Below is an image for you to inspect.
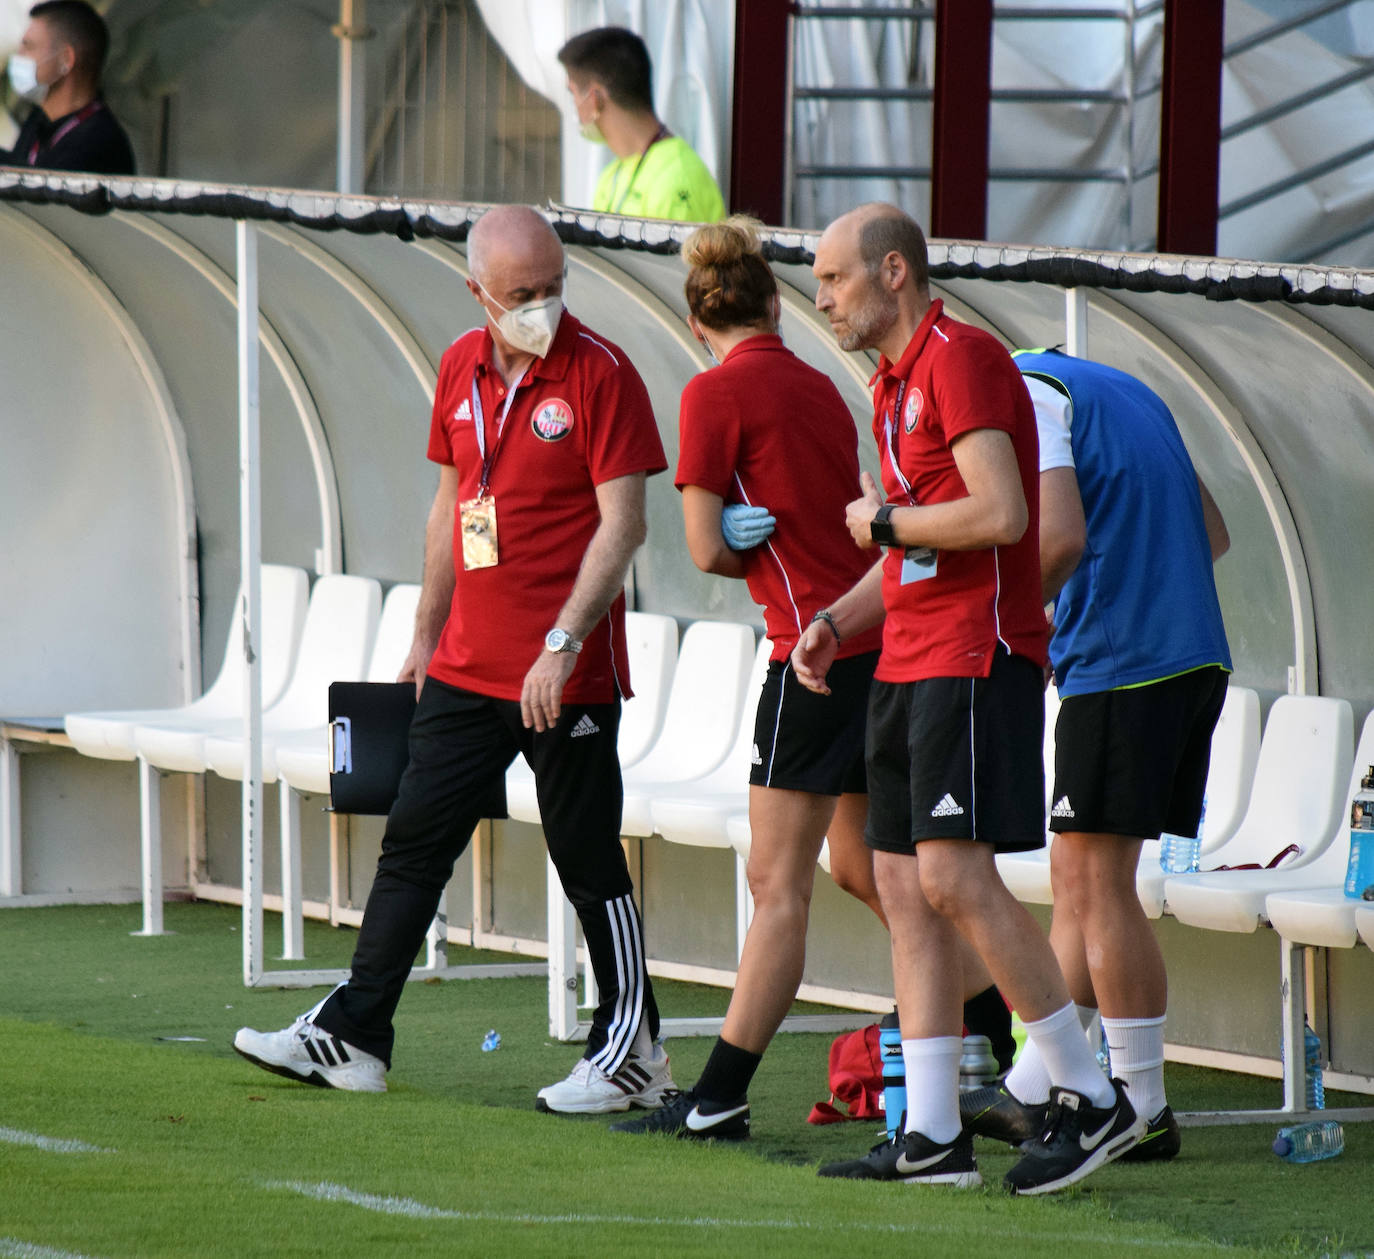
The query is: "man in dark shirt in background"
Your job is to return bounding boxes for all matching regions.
[2,1,134,175]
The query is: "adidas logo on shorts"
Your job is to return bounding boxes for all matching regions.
[1051,796,1075,819]
[751,743,763,766]
[570,714,600,738]
[930,793,965,818]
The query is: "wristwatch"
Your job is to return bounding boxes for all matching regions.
[869,504,898,547]
[544,628,583,655]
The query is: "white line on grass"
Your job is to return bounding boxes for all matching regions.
[266,1180,1236,1250]
[0,1128,113,1155]
[0,1239,103,1259]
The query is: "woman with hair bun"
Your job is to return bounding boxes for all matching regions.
[614,217,1012,1141]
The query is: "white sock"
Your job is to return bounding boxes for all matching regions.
[1023,1003,1114,1108]
[630,1017,653,1059]
[1102,1014,1167,1120]
[1004,1003,1097,1104]
[901,1036,963,1143]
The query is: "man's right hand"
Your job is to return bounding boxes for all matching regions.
[791,620,838,696]
[398,637,438,699]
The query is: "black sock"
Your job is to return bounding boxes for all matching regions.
[963,985,1016,1070]
[694,1037,762,1104]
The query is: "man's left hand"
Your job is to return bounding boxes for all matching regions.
[845,471,886,548]
[521,649,579,732]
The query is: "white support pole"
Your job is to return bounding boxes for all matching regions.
[237,220,265,988]
[1065,286,1089,358]
[1279,938,1309,1117]
[133,756,164,935]
[547,855,579,1040]
[278,779,304,959]
[335,0,368,194]
[1,736,21,898]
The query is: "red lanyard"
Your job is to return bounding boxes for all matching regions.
[28,99,103,165]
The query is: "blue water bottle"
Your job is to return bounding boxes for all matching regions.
[1344,767,1374,899]
[1160,796,1206,873]
[879,1011,904,1141]
[1273,1120,1344,1163]
[1304,1022,1324,1110]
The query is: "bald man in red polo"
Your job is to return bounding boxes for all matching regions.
[234,205,673,1115]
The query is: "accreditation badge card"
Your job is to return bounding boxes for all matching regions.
[460,495,499,569]
[900,544,937,585]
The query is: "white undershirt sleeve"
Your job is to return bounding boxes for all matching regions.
[1023,374,1075,473]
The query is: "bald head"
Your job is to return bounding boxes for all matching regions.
[813,203,931,360]
[467,205,564,290]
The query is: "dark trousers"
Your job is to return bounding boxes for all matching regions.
[314,676,659,1070]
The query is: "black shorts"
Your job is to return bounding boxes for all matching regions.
[749,650,877,795]
[865,647,1046,854]
[1050,665,1229,839]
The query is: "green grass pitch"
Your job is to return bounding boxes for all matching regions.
[1,902,1369,1258]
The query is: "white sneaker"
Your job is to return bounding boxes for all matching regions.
[233,1016,387,1093]
[536,1042,676,1114]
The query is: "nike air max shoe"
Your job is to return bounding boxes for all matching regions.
[1003,1078,1144,1195]
[535,1042,676,1114]
[233,1017,386,1093]
[817,1129,981,1187]
[608,1090,750,1139]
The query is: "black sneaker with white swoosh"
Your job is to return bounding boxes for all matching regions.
[608,1090,750,1140]
[1002,1078,1145,1195]
[817,1129,981,1187]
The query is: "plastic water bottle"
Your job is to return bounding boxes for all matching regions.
[1160,797,1206,873]
[1273,1119,1344,1163]
[959,1034,999,1091]
[481,1029,501,1052]
[1344,766,1374,900]
[1304,1022,1325,1110]
[879,1011,905,1141]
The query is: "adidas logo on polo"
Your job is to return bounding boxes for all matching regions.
[570,714,600,738]
[1051,796,1075,819]
[454,398,473,422]
[931,793,965,818]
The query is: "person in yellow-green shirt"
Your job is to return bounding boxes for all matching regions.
[559,26,725,223]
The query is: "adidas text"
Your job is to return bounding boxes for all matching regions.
[931,793,965,818]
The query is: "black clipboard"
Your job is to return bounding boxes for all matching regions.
[327,682,416,816]
[326,680,508,819]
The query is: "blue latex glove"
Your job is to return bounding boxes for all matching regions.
[721,503,777,551]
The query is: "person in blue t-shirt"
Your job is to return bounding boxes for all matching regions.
[960,349,1231,1164]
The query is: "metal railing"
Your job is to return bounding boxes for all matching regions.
[787,0,1374,256]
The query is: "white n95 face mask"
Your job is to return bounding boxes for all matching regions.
[8,55,46,103]
[479,284,563,359]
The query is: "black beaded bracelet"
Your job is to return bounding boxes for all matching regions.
[810,609,842,644]
[869,504,898,547]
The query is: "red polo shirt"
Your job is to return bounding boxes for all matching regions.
[426,311,667,702]
[675,335,883,661]
[870,300,1047,681]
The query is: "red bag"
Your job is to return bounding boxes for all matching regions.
[807,1024,886,1125]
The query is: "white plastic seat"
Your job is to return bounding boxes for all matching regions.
[267,583,420,959]
[1135,683,1263,916]
[198,575,382,783]
[1264,711,1374,948]
[273,583,422,796]
[1162,695,1353,932]
[507,617,750,829]
[63,564,310,760]
[1354,901,1374,950]
[504,611,678,822]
